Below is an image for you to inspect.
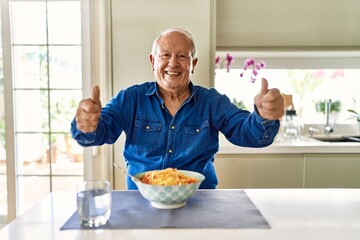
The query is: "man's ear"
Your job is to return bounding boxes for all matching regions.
[149,54,155,71]
[191,57,198,73]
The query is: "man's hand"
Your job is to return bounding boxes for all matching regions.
[75,85,102,132]
[254,78,284,120]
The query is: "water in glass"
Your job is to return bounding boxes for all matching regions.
[76,181,111,227]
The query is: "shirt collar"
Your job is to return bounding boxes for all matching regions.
[145,81,197,104]
[188,81,197,103]
[145,82,157,96]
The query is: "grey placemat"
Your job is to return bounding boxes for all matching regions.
[60,189,270,229]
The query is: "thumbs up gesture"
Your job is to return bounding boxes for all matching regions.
[254,78,284,120]
[75,85,102,132]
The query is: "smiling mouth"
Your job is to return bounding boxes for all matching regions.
[165,71,181,76]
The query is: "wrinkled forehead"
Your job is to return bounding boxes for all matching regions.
[152,30,196,57]
[157,32,193,54]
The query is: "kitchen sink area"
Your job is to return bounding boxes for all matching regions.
[218,123,360,154]
[306,123,360,142]
[310,134,360,142]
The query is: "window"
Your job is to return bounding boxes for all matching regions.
[1,0,85,218]
[215,51,360,125]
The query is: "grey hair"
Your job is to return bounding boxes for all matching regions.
[151,28,197,58]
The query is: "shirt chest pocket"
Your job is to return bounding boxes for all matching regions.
[183,120,210,154]
[184,120,209,134]
[132,119,162,152]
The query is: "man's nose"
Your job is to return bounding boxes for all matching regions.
[168,54,179,66]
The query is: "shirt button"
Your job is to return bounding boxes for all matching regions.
[264,135,268,138]
[168,149,173,153]
[196,129,200,133]
[146,126,150,130]
[171,125,175,130]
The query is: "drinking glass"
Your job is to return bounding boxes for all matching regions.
[76,180,111,227]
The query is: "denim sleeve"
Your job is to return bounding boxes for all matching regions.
[250,106,280,145]
[70,116,119,147]
[216,95,280,147]
[70,117,97,146]
[70,91,128,147]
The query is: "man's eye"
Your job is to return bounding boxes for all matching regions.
[160,53,170,59]
[178,54,188,60]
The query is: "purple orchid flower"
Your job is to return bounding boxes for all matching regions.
[225,54,234,72]
[330,69,344,79]
[244,58,255,68]
[215,54,265,83]
[215,56,220,65]
[239,58,266,83]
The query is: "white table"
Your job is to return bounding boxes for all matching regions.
[1,189,360,240]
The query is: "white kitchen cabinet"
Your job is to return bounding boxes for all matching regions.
[215,153,360,189]
[217,0,360,49]
[304,154,360,188]
[214,154,304,188]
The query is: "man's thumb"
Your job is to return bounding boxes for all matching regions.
[260,78,269,95]
[91,85,101,103]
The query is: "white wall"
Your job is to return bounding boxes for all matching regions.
[111,0,215,90]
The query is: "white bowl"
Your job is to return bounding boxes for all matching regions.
[132,170,205,209]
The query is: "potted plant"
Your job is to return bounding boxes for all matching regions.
[347,109,360,122]
[315,100,342,114]
[232,98,247,110]
[348,109,360,135]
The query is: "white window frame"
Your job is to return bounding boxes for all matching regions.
[1,0,93,222]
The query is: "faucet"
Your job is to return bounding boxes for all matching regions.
[308,127,320,137]
[324,99,335,135]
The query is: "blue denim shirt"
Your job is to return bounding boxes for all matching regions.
[71,82,280,190]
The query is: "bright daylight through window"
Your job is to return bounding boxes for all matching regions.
[215,53,360,142]
[216,68,360,124]
[1,0,84,217]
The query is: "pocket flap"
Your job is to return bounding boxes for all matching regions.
[185,120,209,134]
[135,119,162,132]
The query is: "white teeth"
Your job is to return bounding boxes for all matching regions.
[166,71,180,75]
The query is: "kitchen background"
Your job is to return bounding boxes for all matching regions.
[1,0,360,226]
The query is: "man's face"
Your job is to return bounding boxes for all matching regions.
[150,31,198,91]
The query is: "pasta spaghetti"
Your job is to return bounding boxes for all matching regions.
[140,168,198,186]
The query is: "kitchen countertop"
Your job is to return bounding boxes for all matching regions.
[1,189,359,240]
[218,136,360,154]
